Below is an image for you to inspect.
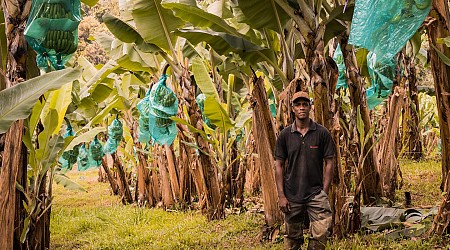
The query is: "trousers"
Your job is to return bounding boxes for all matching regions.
[283,190,332,250]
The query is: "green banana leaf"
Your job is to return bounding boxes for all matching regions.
[431,43,450,67]
[40,82,73,135]
[79,59,119,98]
[94,33,114,52]
[65,127,106,151]
[53,173,86,192]
[102,14,162,54]
[406,30,422,58]
[204,96,234,131]
[90,83,113,104]
[0,67,81,134]
[116,44,158,72]
[176,29,263,53]
[103,13,141,44]
[191,57,220,101]
[175,29,276,65]
[132,0,184,51]
[87,96,129,127]
[234,106,252,129]
[162,1,241,36]
[236,0,289,32]
[36,109,65,176]
[207,0,233,19]
[81,0,99,7]
[437,36,450,47]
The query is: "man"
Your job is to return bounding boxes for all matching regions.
[274,91,336,250]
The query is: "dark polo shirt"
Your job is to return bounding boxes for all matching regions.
[274,120,336,203]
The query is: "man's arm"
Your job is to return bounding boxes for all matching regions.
[323,157,334,195]
[275,159,290,212]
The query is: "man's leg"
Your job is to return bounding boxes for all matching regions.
[284,202,306,250]
[306,190,332,250]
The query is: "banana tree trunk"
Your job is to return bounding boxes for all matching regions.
[179,66,223,220]
[136,149,150,205]
[165,144,180,203]
[244,133,260,195]
[401,54,423,160]
[339,36,382,204]
[426,0,450,235]
[250,76,283,230]
[157,145,175,208]
[378,87,405,200]
[24,172,51,250]
[101,157,120,195]
[426,0,450,192]
[306,27,336,130]
[112,152,133,204]
[149,164,161,207]
[176,135,193,206]
[0,0,31,249]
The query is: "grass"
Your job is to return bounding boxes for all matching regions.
[51,159,448,249]
[396,159,443,207]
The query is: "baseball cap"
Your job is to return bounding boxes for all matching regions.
[292,91,310,103]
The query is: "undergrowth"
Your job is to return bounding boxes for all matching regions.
[51,159,448,249]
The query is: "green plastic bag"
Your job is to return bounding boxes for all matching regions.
[349,0,431,61]
[59,123,79,170]
[269,92,277,118]
[149,75,178,117]
[25,0,81,71]
[333,44,348,89]
[77,144,90,171]
[366,52,397,109]
[88,136,104,167]
[148,112,178,145]
[147,75,178,145]
[137,90,152,143]
[104,116,123,154]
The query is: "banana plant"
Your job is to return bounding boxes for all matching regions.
[172,56,252,207]
[11,67,110,244]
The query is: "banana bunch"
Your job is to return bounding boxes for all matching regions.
[155,117,172,128]
[43,30,77,54]
[154,86,177,107]
[89,140,104,162]
[39,3,73,19]
[61,145,79,166]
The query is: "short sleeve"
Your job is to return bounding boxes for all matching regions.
[274,130,287,160]
[322,130,336,159]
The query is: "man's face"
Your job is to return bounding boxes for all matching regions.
[292,99,311,120]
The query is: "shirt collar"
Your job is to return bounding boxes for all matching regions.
[290,119,317,133]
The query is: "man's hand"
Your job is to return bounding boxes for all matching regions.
[278,196,290,213]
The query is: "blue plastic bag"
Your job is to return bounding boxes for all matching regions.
[349,0,431,61]
[104,116,123,154]
[25,0,82,71]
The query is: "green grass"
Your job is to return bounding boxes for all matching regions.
[51,159,447,249]
[396,159,443,207]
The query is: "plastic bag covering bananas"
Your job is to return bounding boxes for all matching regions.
[137,74,178,146]
[43,30,77,54]
[104,117,123,155]
[59,123,79,169]
[39,3,74,19]
[77,144,90,171]
[89,136,104,167]
[149,74,179,117]
[137,89,152,143]
[39,3,77,54]
[24,0,81,71]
